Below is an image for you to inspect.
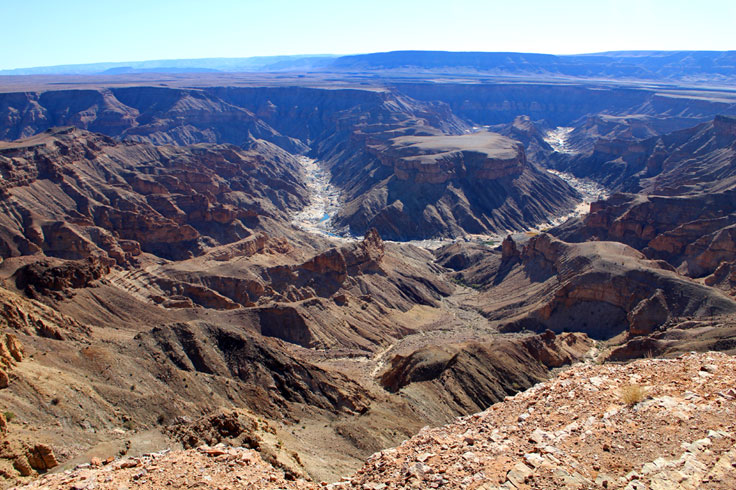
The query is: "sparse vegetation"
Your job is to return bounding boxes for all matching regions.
[3,411,15,422]
[620,384,646,406]
[450,277,482,290]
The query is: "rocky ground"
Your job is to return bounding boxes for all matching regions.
[15,446,315,490]
[14,351,736,489]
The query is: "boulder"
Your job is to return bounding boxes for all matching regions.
[26,444,59,471]
[13,457,33,477]
[501,235,520,262]
[627,290,670,336]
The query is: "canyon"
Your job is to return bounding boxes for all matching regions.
[0,57,736,488]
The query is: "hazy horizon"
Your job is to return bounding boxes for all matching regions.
[6,49,736,73]
[2,0,735,71]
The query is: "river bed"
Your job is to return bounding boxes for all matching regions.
[291,146,609,250]
[291,156,347,238]
[543,126,576,154]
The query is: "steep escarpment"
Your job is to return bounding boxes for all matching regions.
[0,88,306,152]
[559,115,736,193]
[0,127,308,261]
[371,132,525,183]
[327,129,580,239]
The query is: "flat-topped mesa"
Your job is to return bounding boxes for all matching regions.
[373,132,525,184]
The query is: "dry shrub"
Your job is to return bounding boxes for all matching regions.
[620,384,646,406]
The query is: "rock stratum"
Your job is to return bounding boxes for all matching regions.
[0,127,308,261]
[332,130,579,239]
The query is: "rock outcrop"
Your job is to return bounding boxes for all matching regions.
[0,128,309,262]
[14,257,109,298]
[379,331,592,415]
[328,127,580,239]
[145,320,371,416]
[0,282,88,340]
[0,332,23,389]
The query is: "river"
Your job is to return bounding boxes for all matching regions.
[543,126,576,154]
[291,133,609,248]
[291,156,346,238]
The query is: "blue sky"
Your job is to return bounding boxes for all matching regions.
[1,0,734,70]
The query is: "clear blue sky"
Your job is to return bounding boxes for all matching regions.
[1,0,734,70]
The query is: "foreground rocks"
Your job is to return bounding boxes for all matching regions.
[16,352,736,490]
[16,446,314,490]
[347,351,736,490]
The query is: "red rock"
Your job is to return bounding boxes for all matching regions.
[26,444,58,471]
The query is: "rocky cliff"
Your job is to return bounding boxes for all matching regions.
[560,115,736,193]
[0,127,309,261]
[0,84,586,240]
[370,132,525,183]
